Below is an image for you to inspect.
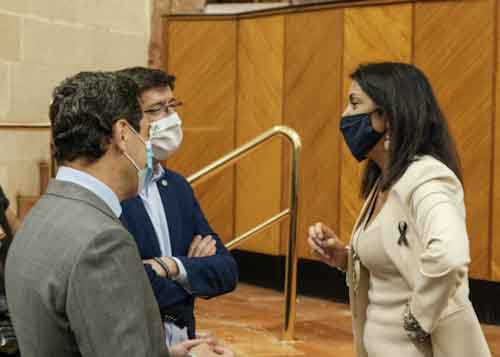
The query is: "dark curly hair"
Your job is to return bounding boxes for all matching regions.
[116,67,176,94]
[49,71,142,164]
[350,62,463,198]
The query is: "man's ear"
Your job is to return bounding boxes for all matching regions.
[112,119,129,154]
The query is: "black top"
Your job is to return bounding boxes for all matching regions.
[0,187,9,212]
[0,186,12,284]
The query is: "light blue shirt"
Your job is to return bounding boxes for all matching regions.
[140,164,190,346]
[56,167,122,218]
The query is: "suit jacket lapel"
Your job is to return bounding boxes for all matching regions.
[157,171,182,255]
[350,178,380,242]
[348,178,414,289]
[380,192,415,289]
[128,196,162,256]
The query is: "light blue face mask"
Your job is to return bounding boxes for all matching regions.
[138,141,154,194]
[124,124,154,195]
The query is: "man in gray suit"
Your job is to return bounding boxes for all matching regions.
[5,72,233,357]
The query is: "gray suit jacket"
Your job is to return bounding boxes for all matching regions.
[5,180,170,357]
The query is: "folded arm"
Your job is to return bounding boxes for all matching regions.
[175,183,238,298]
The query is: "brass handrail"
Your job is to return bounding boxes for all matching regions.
[187,125,301,341]
[1,122,302,340]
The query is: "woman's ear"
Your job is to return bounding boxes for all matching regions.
[371,109,387,133]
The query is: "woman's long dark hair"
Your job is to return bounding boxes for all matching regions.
[350,62,463,198]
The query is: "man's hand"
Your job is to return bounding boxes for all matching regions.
[190,342,234,357]
[169,339,214,357]
[143,257,180,278]
[188,235,217,258]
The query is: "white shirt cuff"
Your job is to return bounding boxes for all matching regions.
[171,257,191,293]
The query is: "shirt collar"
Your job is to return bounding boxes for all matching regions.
[139,163,166,199]
[152,163,165,183]
[56,166,122,217]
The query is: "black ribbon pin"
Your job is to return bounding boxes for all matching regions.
[398,221,409,247]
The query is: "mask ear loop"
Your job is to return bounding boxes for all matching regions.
[123,151,141,171]
[125,122,147,145]
[122,122,145,171]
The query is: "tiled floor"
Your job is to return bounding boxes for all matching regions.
[196,283,500,356]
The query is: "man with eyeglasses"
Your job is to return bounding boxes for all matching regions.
[117,67,238,350]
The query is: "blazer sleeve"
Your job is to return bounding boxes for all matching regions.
[143,263,193,313]
[119,212,192,314]
[66,228,169,357]
[408,173,470,333]
[175,181,238,298]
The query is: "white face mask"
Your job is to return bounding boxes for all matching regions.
[150,112,183,160]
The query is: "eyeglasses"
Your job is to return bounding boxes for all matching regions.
[143,99,183,116]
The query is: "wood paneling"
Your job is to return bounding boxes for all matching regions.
[490,1,500,281]
[414,0,494,279]
[236,16,285,254]
[164,0,500,281]
[283,9,344,259]
[340,4,413,243]
[166,20,237,243]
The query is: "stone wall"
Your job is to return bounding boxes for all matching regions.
[0,0,151,212]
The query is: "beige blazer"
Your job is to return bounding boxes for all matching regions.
[347,155,491,357]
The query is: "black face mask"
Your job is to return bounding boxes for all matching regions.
[340,111,384,162]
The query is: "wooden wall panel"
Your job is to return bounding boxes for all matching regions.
[166,20,237,244]
[283,9,343,259]
[164,0,499,279]
[494,0,500,280]
[340,4,413,243]
[493,8,500,280]
[236,16,285,254]
[414,0,494,279]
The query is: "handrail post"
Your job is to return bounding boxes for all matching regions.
[282,129,300,341]
[187,125,301,341]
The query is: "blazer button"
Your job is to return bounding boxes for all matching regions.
[161,180,168,187]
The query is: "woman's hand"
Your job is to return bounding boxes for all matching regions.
[308,222,348,270]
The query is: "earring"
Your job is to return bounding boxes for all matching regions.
[384,134,390,151]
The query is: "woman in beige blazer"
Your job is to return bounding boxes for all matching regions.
[308,62,491,357]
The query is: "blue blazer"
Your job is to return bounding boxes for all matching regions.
[120,168,238,338]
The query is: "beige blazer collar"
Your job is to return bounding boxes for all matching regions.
[350,176,416,290]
